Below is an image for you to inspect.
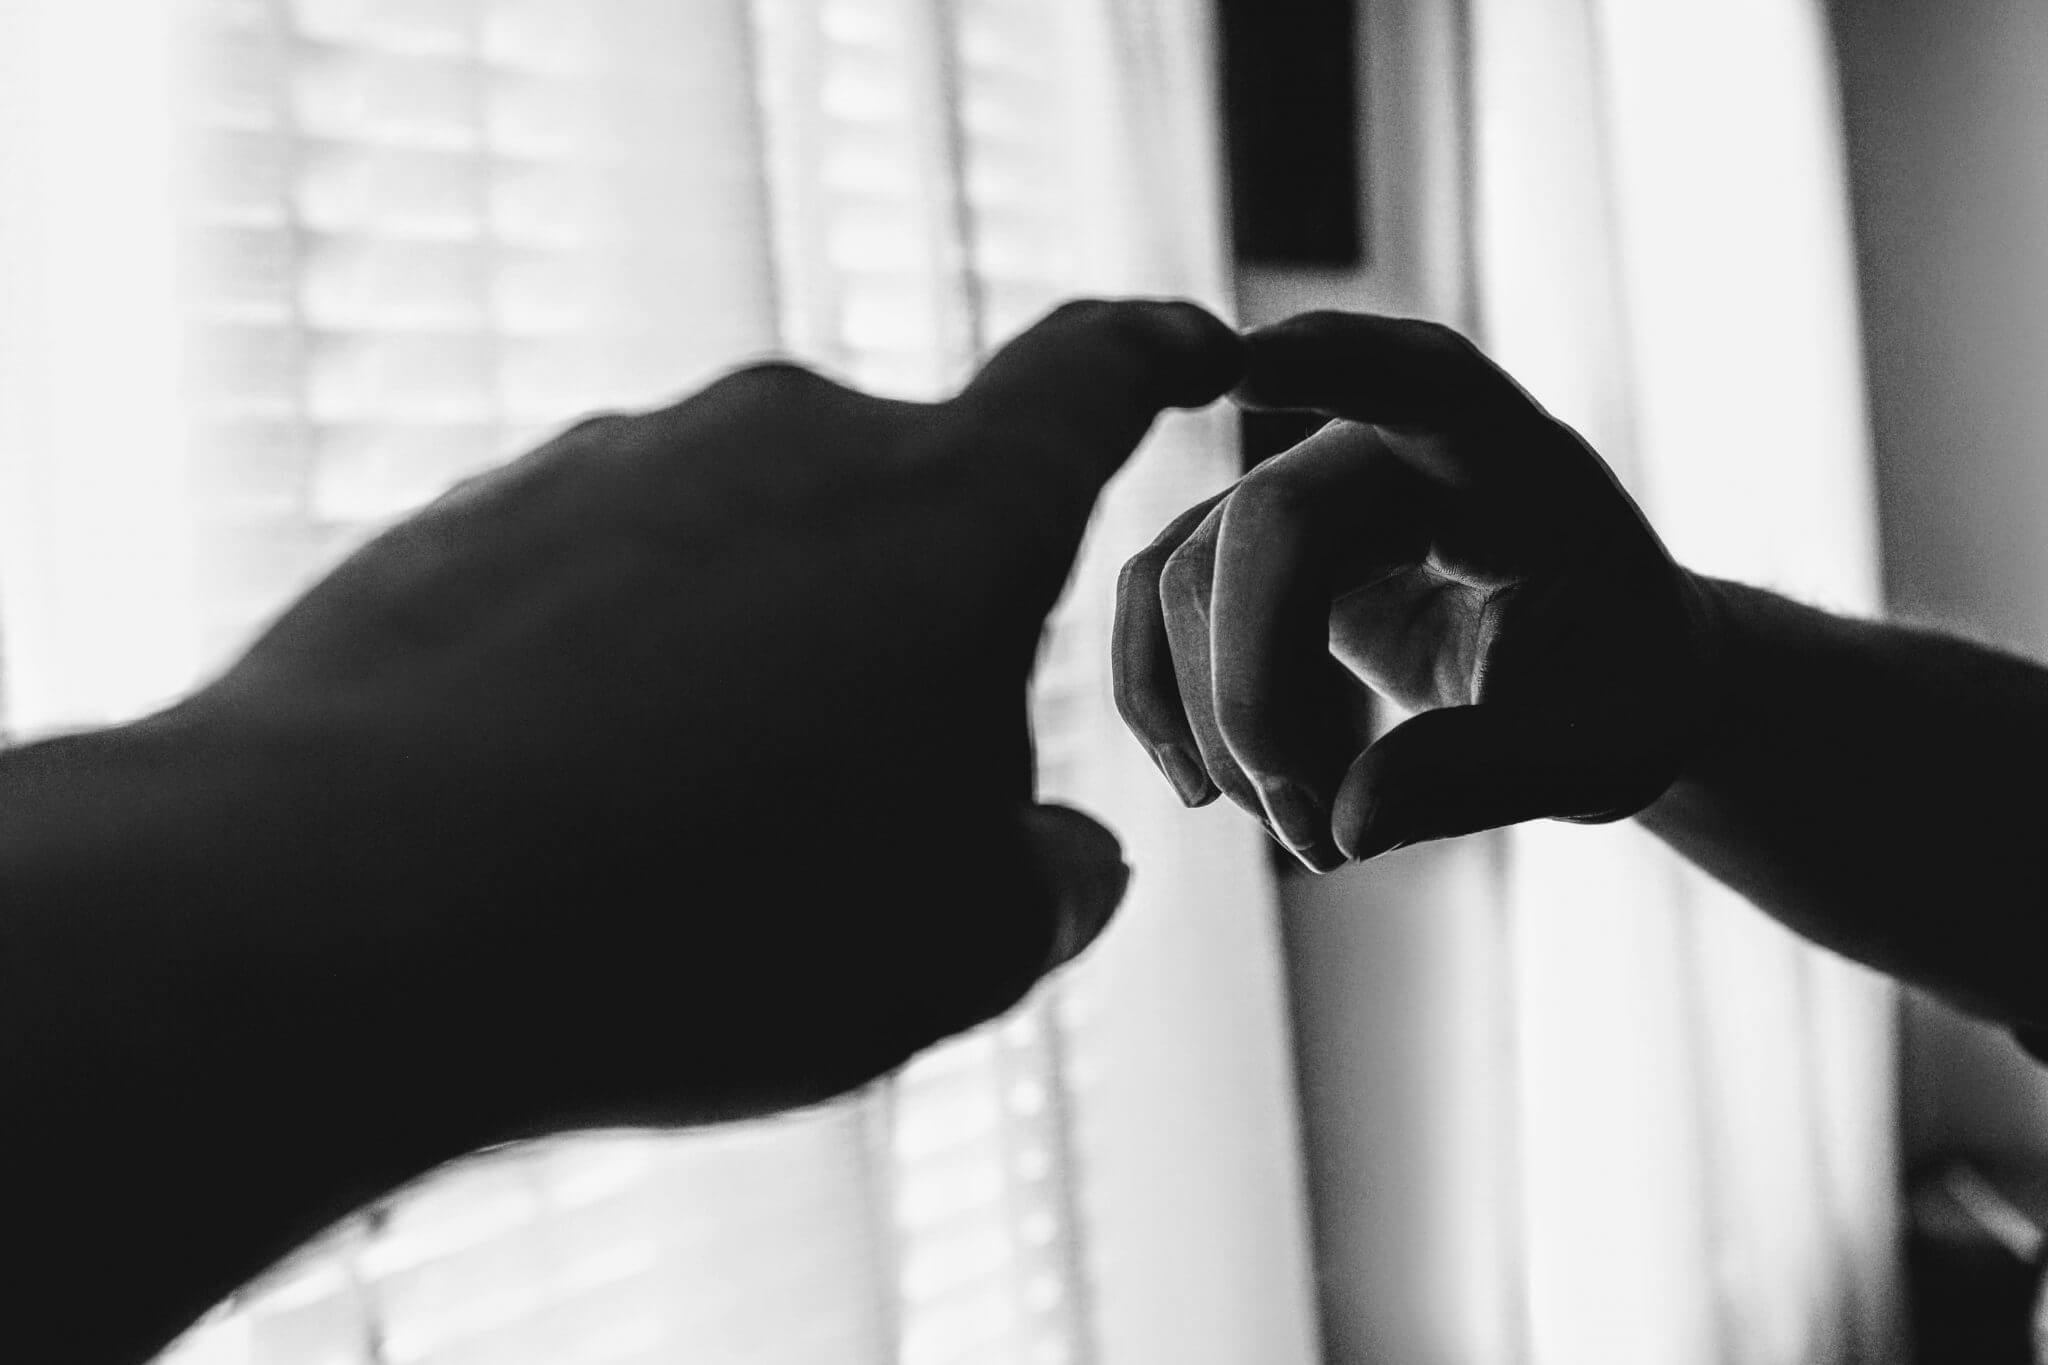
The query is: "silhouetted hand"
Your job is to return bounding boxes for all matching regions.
[1113,311,1711,870]
[161,298,1243,1134]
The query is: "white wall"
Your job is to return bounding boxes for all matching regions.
[1830,0,2048,1165]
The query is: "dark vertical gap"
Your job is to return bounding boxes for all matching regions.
[1219,0,1363,270]
[1223,0,1373,851]
[1220,0,1358,482]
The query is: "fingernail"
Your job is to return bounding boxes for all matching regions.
[1260,779,1341,871]
[1271,830,1345,874]
[1339,801,1402,863]
[1158,746,1214,807]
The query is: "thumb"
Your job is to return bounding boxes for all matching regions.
[913,803,1131,1042]
[1017,802,1131,973]
[1332,705,1669,861]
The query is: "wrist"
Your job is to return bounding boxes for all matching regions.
[1666,570,1750,786]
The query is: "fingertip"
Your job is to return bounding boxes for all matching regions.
[1233,311,1496,432]
[981,297,1245,409]
[1022,799,1124,865]
[1333,811,1398,864]
[1042,297,1246,409]
[1157,745,1217,808]
[1232,311,1360,412]
[1332,805,1404,864]
[1019,803,1130,970]
[1331,738,1410,862]
[1135,299,1247,409]
[950,299,1245,495]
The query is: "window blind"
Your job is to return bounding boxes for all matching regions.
[157,4,904,1361]
[751,7,1102,1363]
[173,0,783,669]
[0,2,1318,1362]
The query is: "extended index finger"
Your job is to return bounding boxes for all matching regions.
[1235,311,1567,491]
[952,298,1245,497]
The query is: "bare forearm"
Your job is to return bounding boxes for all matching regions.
[0,721,472,1363]
[1640,575,2048,1024]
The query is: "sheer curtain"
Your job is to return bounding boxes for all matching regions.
[0,2,1317,1363]
[1483,1,1902,1361]
[1282,2,1902,1362]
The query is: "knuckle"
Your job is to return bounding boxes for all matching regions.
[1158,538,1214,605]
[559,411,632,442]
[524,412,636,477]
[522,411,634,467]
[1116,548,1168,600]
[1222,471,1308,529]
[709,359,844,410]
[425,468,496,512]
[1046,297,1118,330]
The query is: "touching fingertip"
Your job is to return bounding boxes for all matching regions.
[1332,793,1391,863]
[1135,300,1246,407]
[1231,335,1319,411]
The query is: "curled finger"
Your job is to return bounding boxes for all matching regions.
[1113,490,1227,806]
[1208,423,1429,867]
